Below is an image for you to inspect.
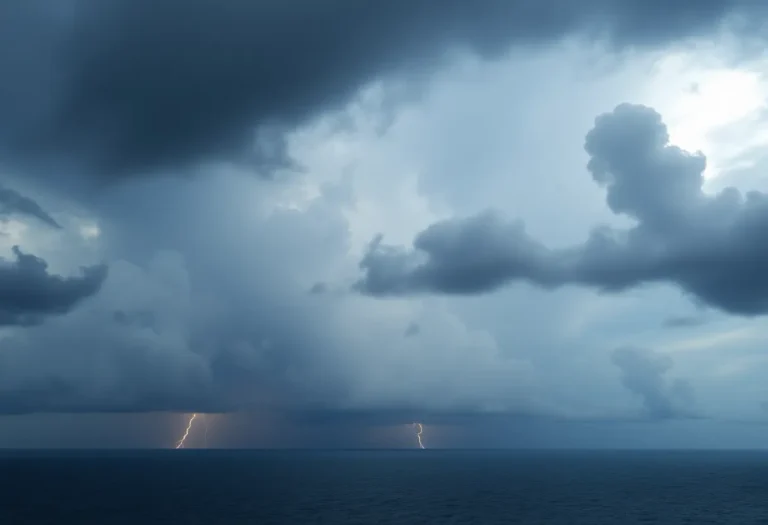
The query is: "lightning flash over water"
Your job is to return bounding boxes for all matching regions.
[175,413,201,449]
[413,422,426,449]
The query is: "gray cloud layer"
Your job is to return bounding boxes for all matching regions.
[1,0,763,185]
[358,103,768,316]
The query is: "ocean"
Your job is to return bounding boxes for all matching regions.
[1,450,767,524]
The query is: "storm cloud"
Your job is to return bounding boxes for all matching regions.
[357,103,768,316]
[0,185,61,229]
[0,183,102,326]
[2,0,767,445]
[1,0,764,186]
[0,174,535,415]
[0,246,106,326]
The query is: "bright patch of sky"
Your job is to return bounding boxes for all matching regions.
[644,50,768,184]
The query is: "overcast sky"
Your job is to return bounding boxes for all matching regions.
[2,0,768,448]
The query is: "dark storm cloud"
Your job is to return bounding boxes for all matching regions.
[0,185,61,229]
[0,182,103,326]
[0,246,106,326]
[357,103,768,316]
[1,0,763,184]
[611,347,695,419]
[2,0,764,423]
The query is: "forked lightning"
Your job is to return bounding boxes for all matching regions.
[175,413,201,449]
[413,422,425,449]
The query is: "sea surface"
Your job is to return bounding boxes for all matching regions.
[1,449,768,524]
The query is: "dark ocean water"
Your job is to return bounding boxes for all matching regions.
[2,450,768,524]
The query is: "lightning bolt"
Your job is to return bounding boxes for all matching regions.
[413,422,426,449]
[175,413,201,449]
